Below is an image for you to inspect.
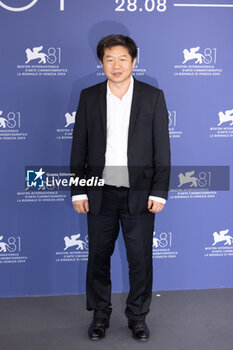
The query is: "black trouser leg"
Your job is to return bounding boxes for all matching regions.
[86,188,120,320]
[119,198,155,321]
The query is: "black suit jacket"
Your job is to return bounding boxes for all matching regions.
[70,77,171,215]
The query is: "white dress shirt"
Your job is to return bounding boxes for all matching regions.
[72,76,166,205]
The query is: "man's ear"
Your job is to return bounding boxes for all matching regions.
[100,60,103,68]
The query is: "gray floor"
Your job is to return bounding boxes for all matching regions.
[0,289,233,350]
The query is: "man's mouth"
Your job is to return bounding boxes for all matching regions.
[112,72,122,77]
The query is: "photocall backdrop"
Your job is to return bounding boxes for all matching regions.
[0,0,233,297]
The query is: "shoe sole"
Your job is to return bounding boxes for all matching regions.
[89,336,105,340]
[132,333,149,341]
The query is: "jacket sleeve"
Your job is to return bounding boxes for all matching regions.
[70,90,88,196]
[151,89,171,199]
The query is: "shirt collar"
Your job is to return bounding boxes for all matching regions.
[107,75,134,99]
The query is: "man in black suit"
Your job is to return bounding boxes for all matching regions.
[70,35,170,341]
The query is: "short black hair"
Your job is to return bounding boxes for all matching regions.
[97,34,137,63]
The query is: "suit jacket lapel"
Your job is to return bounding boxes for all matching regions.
[128,77,141,149]
[98,80,107,143]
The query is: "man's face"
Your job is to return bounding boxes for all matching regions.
[101,45,136,85]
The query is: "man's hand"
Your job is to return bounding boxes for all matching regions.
[148,200,164,213]
[72,200,89,214]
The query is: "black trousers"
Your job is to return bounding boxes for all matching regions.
[86,185,155,321]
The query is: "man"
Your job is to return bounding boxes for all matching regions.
[70,35,170,341]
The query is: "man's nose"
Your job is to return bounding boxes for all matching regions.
[112,59,120,68]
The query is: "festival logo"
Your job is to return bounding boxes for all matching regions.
[174,46,223,77]
[212,229,233,246]
[17,45,68,77]
[0,110,28,141]
[0,236,21,253]
[25,46,49,64]
[182,47,205,64]
[152,231,178,259]
[209,108,233,138]
[0,110,20,129]
[204,228,233,258]
[178,170,200,188]
[217,109,233,126]
[64,234,88,251]
[0,235,28,264]
[169,166,229,200]
[56,233,89,262]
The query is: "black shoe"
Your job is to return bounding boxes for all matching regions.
[88,318,109,340]
[128,320,150,341]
